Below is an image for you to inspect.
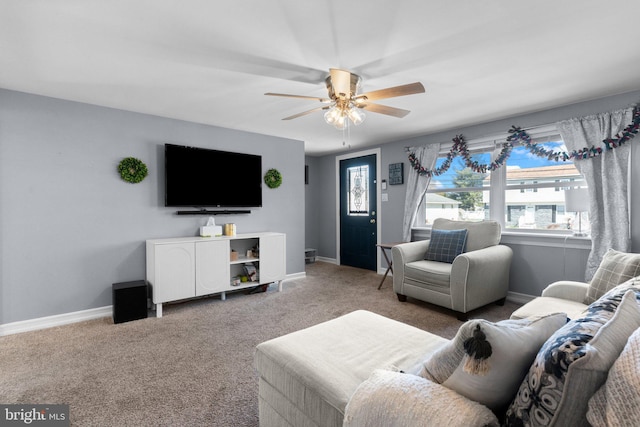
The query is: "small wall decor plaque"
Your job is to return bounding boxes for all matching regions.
[388,162,404,185]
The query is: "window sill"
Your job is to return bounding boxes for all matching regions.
[412,227,591,250]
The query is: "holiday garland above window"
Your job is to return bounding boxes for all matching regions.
[408,106,640,177]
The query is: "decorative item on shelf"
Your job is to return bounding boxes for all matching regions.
[224,223,236,236]
[117,157,148,183]
[200,216,223,237]
[230,250,238,261]
[264,168,283,189]
[243,263,258,282]
[231,277,241,286]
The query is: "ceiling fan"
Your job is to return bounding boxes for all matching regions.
[265,68,425,130]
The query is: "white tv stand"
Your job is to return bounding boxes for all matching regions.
[146,232,286,317]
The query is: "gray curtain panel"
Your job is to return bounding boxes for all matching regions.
[402,143,440,242]
[557,108,633,280]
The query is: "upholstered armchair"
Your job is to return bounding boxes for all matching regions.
[392,218,513,320]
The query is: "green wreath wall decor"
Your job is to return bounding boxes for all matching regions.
[118,157,148,183]
[264,168,283,189]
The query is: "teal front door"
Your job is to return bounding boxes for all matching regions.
[339,154,377,271]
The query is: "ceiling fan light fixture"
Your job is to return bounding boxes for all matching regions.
[267,68,424,129]
[334,116,347,130]
[323,106,342,125]
[346,105,365,126]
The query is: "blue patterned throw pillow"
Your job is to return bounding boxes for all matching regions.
[505,280,640,427]
[424,228,468,263]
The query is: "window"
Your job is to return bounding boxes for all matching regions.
[419,128,590,234]
[422,144,493,225]
[504,135,588,232]
[347,165,369,216]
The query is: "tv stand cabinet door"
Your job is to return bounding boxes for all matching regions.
[195,240,230,296]
[259,234,286,284]
[153,242,195,303]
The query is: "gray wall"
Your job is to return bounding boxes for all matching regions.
[304,156,320,251]
[309,89,640,296]
[0,89,305,324]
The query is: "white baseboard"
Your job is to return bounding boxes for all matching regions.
[284,272,306,281]
[1,273,307,336]
[316,257,337,264]
[507,291,536,305]
[0,306,112,337]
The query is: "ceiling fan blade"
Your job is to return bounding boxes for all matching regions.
[265,92,331,103]
[359,103,411,118]
[356,82,425,102]
[330,68,352,99]
[282,106,329,120]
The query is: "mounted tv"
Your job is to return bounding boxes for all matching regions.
[165,143,262,208]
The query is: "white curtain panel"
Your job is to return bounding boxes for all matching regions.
[557,108,633,280]
[402,143,441,242]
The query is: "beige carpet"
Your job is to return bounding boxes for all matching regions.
[0,262,520,426]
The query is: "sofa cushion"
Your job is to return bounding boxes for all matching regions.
[432,218,501,252]
[587,325,640,427]
[405,260,453,288]
[344,369,499,427]
[424,228,468,263]
[254,310,449,427]
[419,313,566,411]
[510,296,587,321]
[505,287,640,427]
[585,249,640,304]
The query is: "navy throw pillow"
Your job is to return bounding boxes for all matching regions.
[424,228,468,263]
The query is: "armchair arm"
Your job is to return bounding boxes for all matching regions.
[344,370,499,427]
[450,245,513,313]
[392,240,430,264]
[541,281,589,303]
[392,240,430,293]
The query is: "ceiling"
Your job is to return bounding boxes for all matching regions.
[2,1,640,156]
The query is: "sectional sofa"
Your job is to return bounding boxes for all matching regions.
[255,266,640,426]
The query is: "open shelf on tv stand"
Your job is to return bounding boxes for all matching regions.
[176,209,251,215]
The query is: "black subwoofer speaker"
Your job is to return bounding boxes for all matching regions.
[112,280,148,324]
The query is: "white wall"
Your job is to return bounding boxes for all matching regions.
[0,89,305,324]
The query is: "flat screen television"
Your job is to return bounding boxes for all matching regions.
[165,143,262,208]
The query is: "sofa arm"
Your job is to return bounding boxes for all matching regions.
[392,240,430,293]
[344,370,498,427]
[450,245,513,313]
[541,281,589,303]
